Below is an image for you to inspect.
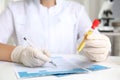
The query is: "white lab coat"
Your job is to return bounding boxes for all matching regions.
[0,0,95,54]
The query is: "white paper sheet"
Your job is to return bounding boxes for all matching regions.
[14,56,89,78]
[14,55,110,79]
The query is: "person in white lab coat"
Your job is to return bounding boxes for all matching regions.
[0,0,111,67]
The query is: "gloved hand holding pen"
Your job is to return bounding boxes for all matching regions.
[11,46,50,67]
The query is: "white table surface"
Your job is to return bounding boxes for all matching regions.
[0,54,120,80]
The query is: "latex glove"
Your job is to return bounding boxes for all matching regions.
[11,46,50,67]
[82,34,111,61]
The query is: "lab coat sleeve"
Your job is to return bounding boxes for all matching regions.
[0,6,14,43]
[76,6,92,37]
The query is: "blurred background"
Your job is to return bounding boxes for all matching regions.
[0,0,120,56]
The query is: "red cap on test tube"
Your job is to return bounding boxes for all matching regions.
[91,19,100,30]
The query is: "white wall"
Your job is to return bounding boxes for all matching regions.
[112,0,120,20]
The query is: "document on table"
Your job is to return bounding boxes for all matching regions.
[14,56,88,78]
[14,56,110,79]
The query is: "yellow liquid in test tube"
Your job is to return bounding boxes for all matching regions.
[77,30,93,52]
[77,19,100,52]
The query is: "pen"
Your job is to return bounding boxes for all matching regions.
[23,37,34,47]
[23,37,57,67]
[77,19,100,52]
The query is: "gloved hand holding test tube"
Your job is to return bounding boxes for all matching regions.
[77,19,100,52]
[23,37,57,67]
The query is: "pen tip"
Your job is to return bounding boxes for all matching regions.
[49,61,57,67]
[23,37,27,40]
